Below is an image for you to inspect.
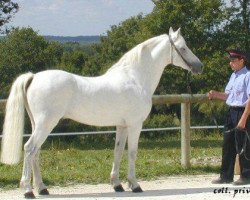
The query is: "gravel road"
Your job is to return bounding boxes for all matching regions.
[1,174,250,200]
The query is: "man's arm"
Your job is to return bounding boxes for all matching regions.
[237,98,250,129]
[208,90,228,101]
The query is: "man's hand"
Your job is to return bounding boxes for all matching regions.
[207,90,228,101]
[208,90,216,100]
[237,118,246,130]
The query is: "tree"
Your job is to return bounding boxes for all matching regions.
[226,0,250,52]
[60,50,87,74]
[86,14,147,75]
[0,0,18,33]
[0,27,63,98]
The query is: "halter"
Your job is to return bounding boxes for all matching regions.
[169,34,192,71]
[169,35,193,94]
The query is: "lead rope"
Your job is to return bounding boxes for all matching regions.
[185,71,192,94]
[186,71,219,129]
[225,127,250,161]
[235,128,250,161]
[208,100,219,129]
[170,40,173,65]
[206,91,219,129]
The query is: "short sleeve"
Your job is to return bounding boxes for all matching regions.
[244,72,250,97]
[225,73,235,94]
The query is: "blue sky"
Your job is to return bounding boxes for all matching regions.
[9,0,154,36]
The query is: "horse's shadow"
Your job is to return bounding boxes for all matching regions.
[39,187,217,199]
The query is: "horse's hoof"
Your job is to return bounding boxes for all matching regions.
[114,184,125,192]
[39,188,50,195]
[132,186,143,193]
[24,191,36,199]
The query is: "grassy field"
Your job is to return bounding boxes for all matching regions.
[0,130,222,190]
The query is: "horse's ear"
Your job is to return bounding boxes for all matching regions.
[169,27,181,41]
[169,27,174,36]
[176,28,181,37]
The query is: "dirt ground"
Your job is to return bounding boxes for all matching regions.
[1,174,250,200]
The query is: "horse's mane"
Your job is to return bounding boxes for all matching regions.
[108,34,167,72]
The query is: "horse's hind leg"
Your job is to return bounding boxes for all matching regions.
[111,126,128,192]
[32,149,49,195]
[20,139,38,199]
[20,117,58,198]
[21,136,44,199]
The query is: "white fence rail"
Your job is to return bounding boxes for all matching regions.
[0,94,222,168]
[0,125,224,138]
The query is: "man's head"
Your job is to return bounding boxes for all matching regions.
[227,49,247,71]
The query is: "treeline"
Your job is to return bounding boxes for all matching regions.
[44,35,100,44]
[0,0,249,136]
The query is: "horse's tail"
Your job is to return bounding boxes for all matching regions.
[1,72,34,165]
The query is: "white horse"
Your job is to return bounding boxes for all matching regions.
[1,27,203,198]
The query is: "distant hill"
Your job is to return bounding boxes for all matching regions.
[0,35,101,45]
[44,35,100,44]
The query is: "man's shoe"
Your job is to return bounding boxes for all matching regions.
[211,177,233,184]
[233,178,250,185]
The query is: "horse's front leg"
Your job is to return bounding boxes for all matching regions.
[111,126,128,192]
[127,123,143,192]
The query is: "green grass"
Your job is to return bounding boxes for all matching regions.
[0,130,222,190]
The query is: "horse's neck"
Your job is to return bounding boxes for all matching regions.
[106,35,171,96]
[136,37,171,96]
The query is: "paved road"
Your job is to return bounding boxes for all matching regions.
[0,174,250,200]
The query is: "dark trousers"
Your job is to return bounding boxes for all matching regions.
[220,107,250,180]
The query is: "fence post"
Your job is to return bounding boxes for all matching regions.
[181,99,191,168]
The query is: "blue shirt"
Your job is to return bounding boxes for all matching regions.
[225,67,250,107]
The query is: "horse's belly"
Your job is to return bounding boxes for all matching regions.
[65,107,126,127]
[65,97,150,127]
[68,114,125,127]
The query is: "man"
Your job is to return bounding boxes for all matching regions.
[208,49,250,185]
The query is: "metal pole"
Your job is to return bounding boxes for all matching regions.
[181,101,191,168]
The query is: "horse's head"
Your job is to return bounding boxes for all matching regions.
[168,27,203,74]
